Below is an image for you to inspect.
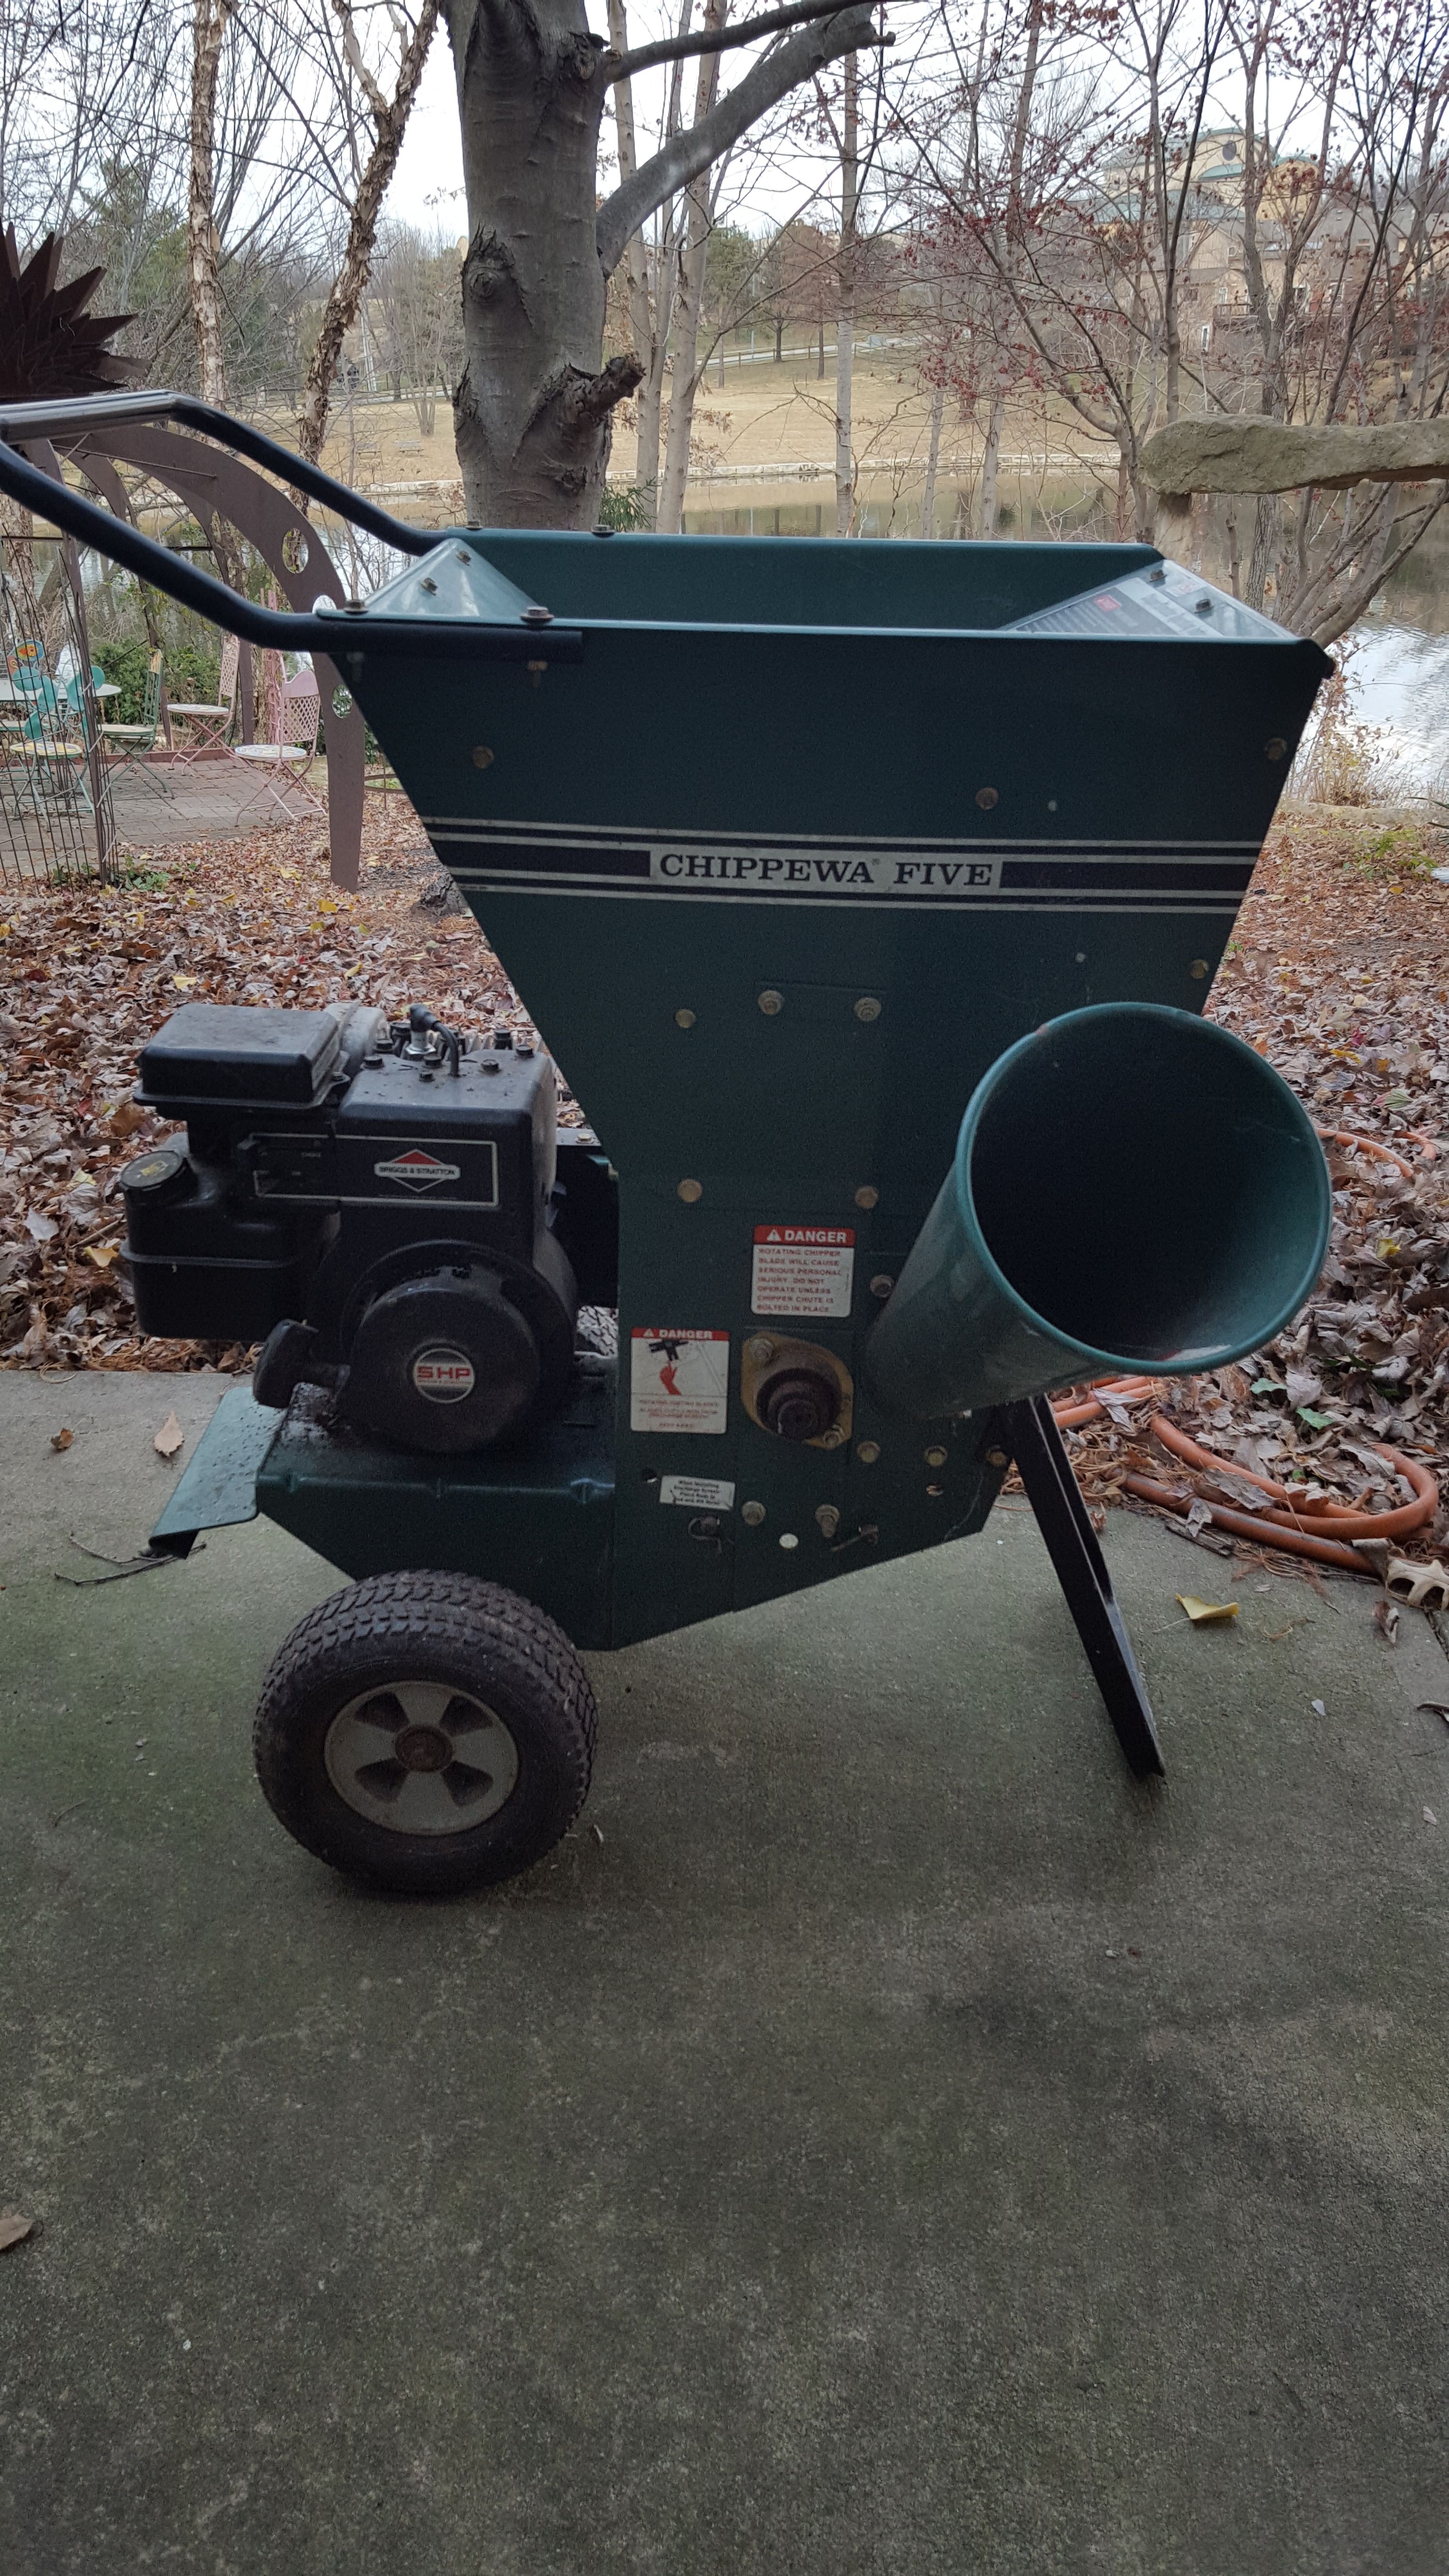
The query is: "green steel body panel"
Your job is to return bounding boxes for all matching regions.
[205,534,1326,1650]
[254,1361,616,1645]
[150,1385,283,1557]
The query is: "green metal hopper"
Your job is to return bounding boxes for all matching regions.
[0,396,1333,1894]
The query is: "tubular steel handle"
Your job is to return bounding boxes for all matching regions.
[0,394,585,666]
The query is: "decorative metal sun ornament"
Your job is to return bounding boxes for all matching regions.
[0,228,140,403]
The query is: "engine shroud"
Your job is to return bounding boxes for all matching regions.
[120,1000,614,1452]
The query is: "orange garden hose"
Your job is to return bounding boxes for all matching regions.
[1046,1381,1440,1572]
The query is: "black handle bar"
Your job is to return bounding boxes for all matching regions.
[0,393,584,665]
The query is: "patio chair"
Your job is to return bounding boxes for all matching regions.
[234,660,322,821]
[3,671,92,816]
[168,635,240,766]
[100,648,173,800]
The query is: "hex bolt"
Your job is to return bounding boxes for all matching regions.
[819,1425,846,1450]
[757,988,784,1016]
[856,1440,881,1465]
[745,1335,776,1364]
[854,1184,879,1210]
[741,1501,766,1526]
[869,1273,894,1300]
[778,1533,800,1550]
[924,1445,948,1467]
[675,1008,696,1029]
[677,1178,703,1203]
[1265,736,1288,761]
[975,786,999,810]
[471,746,494,769]
[520,604,554,626]
[1188,959,1209,980]
[419,576,437,594]
[815,1504,841,1538]
[853,995,882,1023]
[985,1447,1009,1469]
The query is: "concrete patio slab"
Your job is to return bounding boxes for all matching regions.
[1,1369,1447,2575]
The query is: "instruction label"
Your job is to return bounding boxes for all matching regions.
[630,1328,730,1434]
[659,1474,735,1511]
[751,1225,855,1318]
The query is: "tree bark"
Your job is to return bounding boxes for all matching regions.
[977,386,1003,536]
[188,0,234,405]
[833,51,857,537]
[920,374,944,539]
[607,0,658,504]
[657,0,726,534]
[296,1,441,467]
[444,0,871,527]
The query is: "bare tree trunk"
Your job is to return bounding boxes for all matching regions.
[296,1,441,467]
[607,0,657,492]
[920,375,944,538]
[817,318,825,378]
[188,0,234,404]
[978,386,1004,536]
[834,50,858,536]
[443,0,871,528]
[657,0,726,534]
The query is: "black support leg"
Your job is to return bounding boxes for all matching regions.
[998,1395,1165,1780]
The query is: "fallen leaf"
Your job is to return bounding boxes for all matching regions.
[1311,1698,1327,1715]
[153,1412,184,1460]
[171,973,197,989]
[1373,1598,1401,1644]
[24,1209,56,1241]
[49,1427,73,1452]
[84,1242,120,1270]
[1176,1594,1240,1625]
[1425,1807,1438,1825]
[0,2212,33,2254]
[108,1102,146,1141]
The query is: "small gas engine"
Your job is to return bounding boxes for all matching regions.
[119,1000,615,1454]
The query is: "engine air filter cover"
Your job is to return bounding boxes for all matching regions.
[342,1266,540,1453]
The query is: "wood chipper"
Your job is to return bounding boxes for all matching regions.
[0,395,1334,1895]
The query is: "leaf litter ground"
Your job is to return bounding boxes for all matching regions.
[2,800,1447,1566]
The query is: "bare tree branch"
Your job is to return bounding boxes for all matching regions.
[597,0,877,275]
[297,0,441,463]
[609,0,859,82]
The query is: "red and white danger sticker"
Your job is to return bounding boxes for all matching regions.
[412,1346,476,1403]
[629,1328,729,1434]
[751,1225,855,1319]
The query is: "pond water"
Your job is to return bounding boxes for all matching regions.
[683,474,1449,789]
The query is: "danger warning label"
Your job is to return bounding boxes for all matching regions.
[629,1327,730,1434]
[751,1225,855,1319]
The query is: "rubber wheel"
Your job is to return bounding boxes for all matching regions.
[253,1571,596,1895]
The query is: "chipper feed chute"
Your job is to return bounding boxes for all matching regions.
[0,394,1333,1897]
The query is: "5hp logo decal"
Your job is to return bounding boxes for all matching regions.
[412,1347,476,1403]
[373,1148,463,1192]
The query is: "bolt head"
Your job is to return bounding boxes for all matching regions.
[819,1425,846,1449]
[741,1500,766,1527]
[1265,736,1288,761]
[471,745,494,769]
[856,1439,881,1465]
[677,1177,703,1203]
[924,1445,948,1467]
[853,994,882,1023]
[745,1335,775,1364]
[757,988,784,1016]
[926,1482,945,1498]
[815,1504,841,1537]
[1188,959,1210,980]
[854,1184,879,1210]
[675,1007,696,1029]
[975,786,999,810]
[869,1273,894,1300]
[985,1446,1009,1469]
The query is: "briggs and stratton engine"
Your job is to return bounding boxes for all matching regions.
[119,1000,615,1453]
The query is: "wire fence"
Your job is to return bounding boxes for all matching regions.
[0,531,120,891]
